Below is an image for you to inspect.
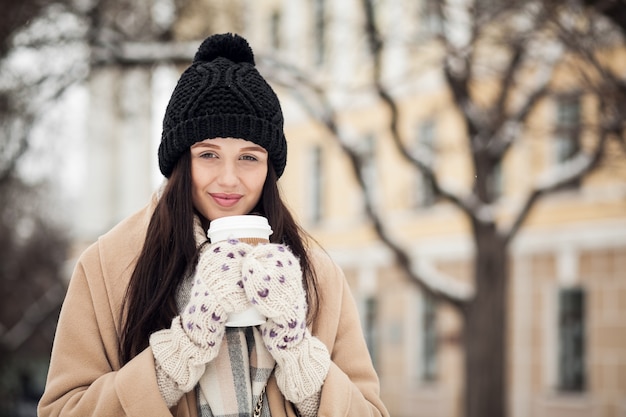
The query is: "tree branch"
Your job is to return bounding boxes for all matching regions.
[494,40,524,120]
[436,0,486,142]
[488,62,556,159]
[501,2,626,244]
[503,123,612,244]
[338,0,472,305]
[260,54,473,306]
[487,7,560,158]
[361,0,495,224]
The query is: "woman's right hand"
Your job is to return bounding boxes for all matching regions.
[182,239,252,347]
[149,239,253,406]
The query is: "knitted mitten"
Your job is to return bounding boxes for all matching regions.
[150,239,252,406]
[241,244,330,404]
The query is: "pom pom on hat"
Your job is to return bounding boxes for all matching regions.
[193,33,255,65]
[158,33,287,178]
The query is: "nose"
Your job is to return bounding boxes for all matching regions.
[216,160,239,188]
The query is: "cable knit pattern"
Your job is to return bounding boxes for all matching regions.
[150,312,223,406]
[158,33,287,178]
[295,387,322,416]
[241,244,330,403]
[150,238,253,407]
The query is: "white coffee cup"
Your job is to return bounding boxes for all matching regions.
[207,215,272,327]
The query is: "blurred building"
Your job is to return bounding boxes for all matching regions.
[73,1,626,417]
[245,2,626,417]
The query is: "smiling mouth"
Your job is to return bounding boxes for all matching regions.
[210,193,242,208]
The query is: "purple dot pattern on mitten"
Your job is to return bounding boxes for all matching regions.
[180,274,230,350]
[240,243,309,352]
[184,298,225,348]
[195,239,254,314]
[241,244,303,314]
[261,320,308,350]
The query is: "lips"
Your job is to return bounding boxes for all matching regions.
[210,193,242,208]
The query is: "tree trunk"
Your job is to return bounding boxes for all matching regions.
[463,222,509,417]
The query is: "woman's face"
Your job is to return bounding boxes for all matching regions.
[190,137,268,221]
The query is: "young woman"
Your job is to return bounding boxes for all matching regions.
[38,33,388,417]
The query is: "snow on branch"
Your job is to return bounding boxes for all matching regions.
[259,56,473,306]
[412,258,474,302]
[535,152,592,190]
[504,144,605,244]
[489,41,563,158]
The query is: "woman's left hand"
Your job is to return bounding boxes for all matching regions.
[241,243,307,335]
[241,244,330,403]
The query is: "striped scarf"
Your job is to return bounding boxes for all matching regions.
[197,326,275,417]
[187,215,276,416]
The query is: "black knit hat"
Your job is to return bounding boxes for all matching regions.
[158,33,287,178]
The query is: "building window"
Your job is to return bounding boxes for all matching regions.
[364,296,379,368]
[558,287,585,392]
[308,145,324,224]
[421,293,438,381]
[413,120,436,208]
[554,94,582,188]
[313,0,326,66]
[555,95,581,162]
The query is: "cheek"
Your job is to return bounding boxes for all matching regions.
[252,168,268,195]
[190,169,202,193]
[244,170,267,202]
[190,165,210,202]
[191,162,213,188]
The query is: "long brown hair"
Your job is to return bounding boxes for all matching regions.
[120,151,320,364]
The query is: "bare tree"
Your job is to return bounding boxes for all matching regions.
[584,0,626,35]
[0,1,194,413]
[0,3,86,413]
[261,1,626,417]
[0,174,70,415]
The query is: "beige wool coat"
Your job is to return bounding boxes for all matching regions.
[38,195,389,417]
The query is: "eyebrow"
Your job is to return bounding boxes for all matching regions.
[240,145,267,153]
[191,142,267,153]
